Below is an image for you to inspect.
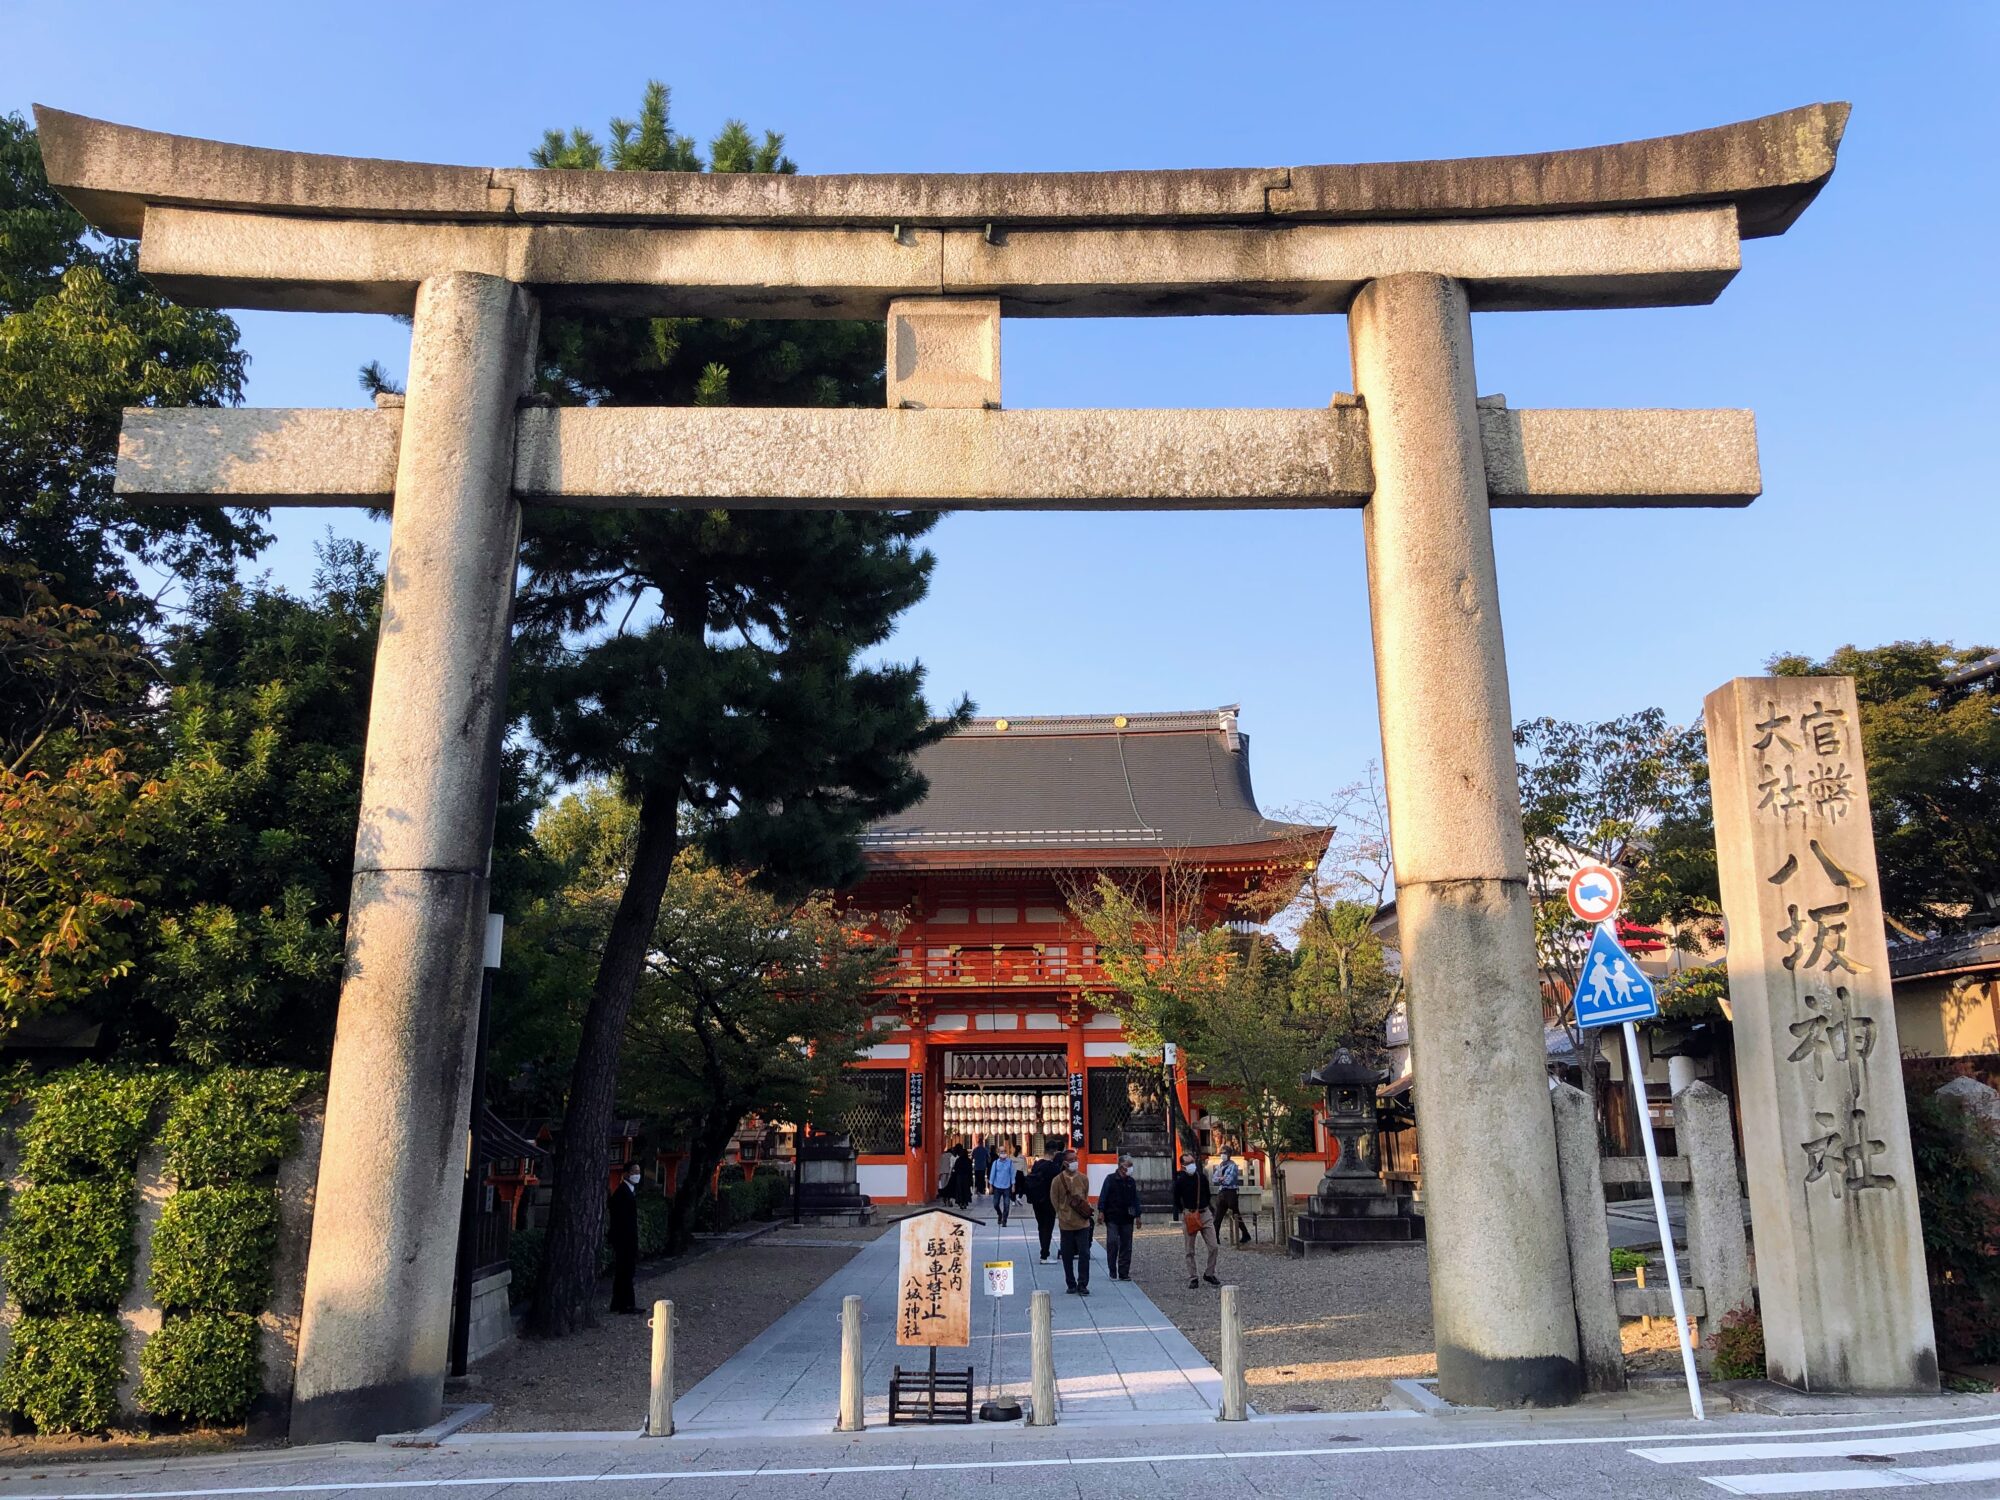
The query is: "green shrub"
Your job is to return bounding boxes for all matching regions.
[637,1193,669,1258]
[137,1311,261,1424]
[158,1069,314,1187]
[0,1178,136,1312]
[0,1312,124,1432]
[1713,1307,1765,1380]
[1906,1068,2000,1366]
[19,1065,169,1182]
[150,1185,280,1312]
[508,1227,544,1306]
[1609,1248,1649,1275]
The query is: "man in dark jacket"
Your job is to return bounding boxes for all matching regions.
[1097,1153,1142,1280]
[1171,1153,1220,1289]
[1021,1142,1064,1262]
[971,1139,991,1198]
[608,1165,642,1313]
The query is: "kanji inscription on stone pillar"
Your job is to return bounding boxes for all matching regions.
[1705,675,1937,1393]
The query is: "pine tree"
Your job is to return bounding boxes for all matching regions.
[519,83,966,1335]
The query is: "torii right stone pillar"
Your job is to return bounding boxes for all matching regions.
[1352,273,1582,1407]
[290,272,537,1443]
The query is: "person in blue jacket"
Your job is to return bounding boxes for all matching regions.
[988,1140,1019,1225]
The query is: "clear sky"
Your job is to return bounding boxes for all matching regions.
[5,3,1994,813]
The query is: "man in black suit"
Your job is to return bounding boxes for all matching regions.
[608,1165,642,1313]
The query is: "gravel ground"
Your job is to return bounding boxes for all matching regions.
[465,1223,884,1432]
[1124,1221,1436,1412]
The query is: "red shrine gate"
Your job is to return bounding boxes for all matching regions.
[832,707,1328,1202]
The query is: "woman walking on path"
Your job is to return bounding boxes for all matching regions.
[1173,1152,1221,1288]
[988,1141,1019,1226]
[1213,1146,1251,1245]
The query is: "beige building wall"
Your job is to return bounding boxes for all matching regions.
[1895,977,2000,1059]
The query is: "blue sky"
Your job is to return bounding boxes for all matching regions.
[6,3,1994,813]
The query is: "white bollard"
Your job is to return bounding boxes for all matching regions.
[647,1299,674,1436]
[1029,1288,1056,1426]
[838,1294,865,1432]
[1218,1284,1249,1421]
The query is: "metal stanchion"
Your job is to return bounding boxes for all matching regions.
[1028,1289,1056,1426]
[1218,1285,1248,1421]
[646,1300,674,1436]
[838,1294,865,1432]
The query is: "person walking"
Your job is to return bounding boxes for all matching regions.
[944,1141,974,1209]
[607,1165,642,1314]
[1049,1151,1094,1295]
[1213,1146,1250,1245]
[1021,1142,1063,1261]
[971,1138,991,1198]
[988,1141,1019,1226]
[1097,1153,1141,1279]
[1173,1152,1221,1288]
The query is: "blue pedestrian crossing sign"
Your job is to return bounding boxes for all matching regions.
[1573,924,1658,1027]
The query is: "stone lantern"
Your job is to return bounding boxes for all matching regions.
[1287,1049,1421,1256]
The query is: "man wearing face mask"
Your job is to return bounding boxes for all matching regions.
[1048,1149,1094,1295]
[608,1164,643,1314]
[1172,1153,1220,1289]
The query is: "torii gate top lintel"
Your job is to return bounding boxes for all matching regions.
[33,103,1846,322]
[35,101,1846,242]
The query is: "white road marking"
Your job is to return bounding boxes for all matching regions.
[1703,1454,2000,1493]
[13,1411,2000,1500]
[1637,1423,2000,1464]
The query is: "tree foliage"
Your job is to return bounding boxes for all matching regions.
[1514,711,1718,1037]
[518,81,962,1335]
[619,848,892,1251]
[2,114,261,625]
[1770,640,1999,935]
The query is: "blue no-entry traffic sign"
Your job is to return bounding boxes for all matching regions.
[1573,924,1658,1027]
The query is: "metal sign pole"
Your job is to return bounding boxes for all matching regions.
[1619,1013,1705,1421]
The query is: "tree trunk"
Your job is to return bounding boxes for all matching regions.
[668,1120,737,1254]
[529,780,683,1337]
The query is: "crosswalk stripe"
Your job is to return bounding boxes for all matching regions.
[1637,1424,2000,1465]
[1702,1455,2000,1494]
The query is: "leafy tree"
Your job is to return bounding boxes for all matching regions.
[1514,710,1717,1128]
[1,114,262,626]
[1770,641,1999,936]
[518,83,964,1335]
[619,849,890,1252]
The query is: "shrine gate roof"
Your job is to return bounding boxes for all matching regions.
[858,707,1317,868]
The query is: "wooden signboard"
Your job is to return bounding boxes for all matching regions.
[897,1209,973,1348]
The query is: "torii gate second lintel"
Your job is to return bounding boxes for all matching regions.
[35,104,1845,1442]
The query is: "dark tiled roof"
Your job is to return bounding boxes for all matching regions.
[861,707,1312,860]
[1891,928,2000,981]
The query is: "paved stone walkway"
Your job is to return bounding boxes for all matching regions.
[674,1213,1221,1433]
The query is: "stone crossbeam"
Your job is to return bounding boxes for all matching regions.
[35,102,1845,239]
[131,204,1742,317]
[116,404,1759,511]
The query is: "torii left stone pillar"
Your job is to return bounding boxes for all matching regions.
[289,273,537,1444]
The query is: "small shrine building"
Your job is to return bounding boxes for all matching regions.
[835,706,1326,1203]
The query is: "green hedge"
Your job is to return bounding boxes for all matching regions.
[0,1313,125,1434]
[137,1311,262,1424]
[17,1066,168,1183]
[158,1070,312,1187]
[0,1065,313,1432]
[150,1185,280,1313]
[0,1177,137,1312]
[637,1193,669,1257]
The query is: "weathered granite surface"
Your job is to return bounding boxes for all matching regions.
[35,102,1845,238]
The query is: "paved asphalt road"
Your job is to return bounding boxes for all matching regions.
[10,1403,2000,1500]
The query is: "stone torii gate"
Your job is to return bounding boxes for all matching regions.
[36,102,1846,1441]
